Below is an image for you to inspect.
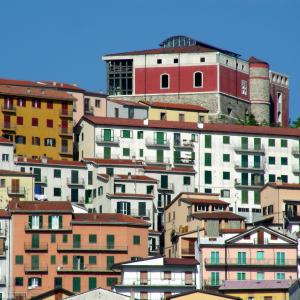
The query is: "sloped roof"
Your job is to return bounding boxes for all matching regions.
[0,169,34,177]
[16,157,86,168]
[192,212,245,220]
[114,174,157,183]
[181,198,229,205]
[219,280,292,291]
[140,101,208,112]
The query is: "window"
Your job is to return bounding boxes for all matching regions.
[205,135,211,148]
[54,169,61,178]
[72,277,81,292]
[44,138,56,147]
[15,135,26,144]
[17,98,26,107]
[268,138,275,147]
[88,171,93,185]
[89,234,97,244]
[51,255,56,264]
[281,157,288,165]
[210,251,219,264]
[106,277,118,287]
[161,74,169,89]
[269,174,276,182]
[123,148,130,157]
[63,234,68,243]
[17,116,23,125]
[138,202,146,216]
[160,112,166,120]
[54,277,62,288]
[223,154,230,162]
[210,272,219,286]
[268,157,275,165]
[0,179,5,188]
[95,99,101,108]
[221,189,230,198]
[205,171,212,184]
[106,256,114,269]
[241,190,248,204]
[89,256,97,265]
[257,272,264,280]
[63,255,68,264]
[223,136,230,144]
[128,107,134,119]
[139,149,144,157]
[32,118,38,126]
[121,130,132,138]
[281,139,287,147]
[32,99,41,108]
[157,59,162,64]
[237,272,246,280]
[15,255,23,264]
[89,277,97,290]
[276,252,285,265]
[200,57,205,62]
[15,277,23,286]
[47,119,53,128]
[114,108,119,118]
[137,131,143,139]
[194,72,203,87]
[47,101,53,109]
[223,172,230,180]
[32,137,40,145]
[133,235,140,245]
[179,113,185,122]
[183,176,191,185]
[254,191,260,204]
[54,188,61,197]
[237,252,246,264]
[256,251,264,261]
[276,272,285,280]
[2,154,9,162]
[204,153,211,166]
[281,175,288,183]
[241,80,247,95]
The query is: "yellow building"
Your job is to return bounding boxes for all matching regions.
[0,169,35,208]
[0,84,75,160]
[219,280,291,300]
[139,101,209,123]
[168,290,241,300]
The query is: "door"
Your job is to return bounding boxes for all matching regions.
[31,255,39,270]
[140,271,148,285]
[138,202,146,217]
[61,120,68,134]
[241,137,248,149]
[174,133,180,146]
[254,138,261,150]
[241,173,248,185]
[211,251,219,264]
[71,189,78,202]
[156,132,164,145]
[237,252,246,264]
[73,256,84,270]
[103,129,112,142]
[107,235,115,249]
[156,149,164,163]
[254,156,260,168]
[174,150,181,164]
[104,147,111,159]
[73,234,81,248]
[31,234,40,249]
[241,155,248,168]
[71,170,79,184]
[11,179,20,193]
[161,175,168,189]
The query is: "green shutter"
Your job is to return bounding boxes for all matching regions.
[103,129,112,141]
[107,277,118,287]
[268,138,275,147]
[123,148,130,156]
[137,131,143,139]
[39,216,43,229]
[107,235,115,249]
[106,256,115,270]
[89,235,97,244]
[32,234,40,249]
[63,255,68,264]
[15,255,23,264]
[281,139,287,147]
[59,216,62,229]
[174,150,181,163]
[89,256,97,265]
[156,132,165,144]
[63,234,68,243]
[133,235,140,245]
[73,235,81,248]
[205,135,211,148]
[157,149,164,163]
[241,137,248,149]
[89,277,97,290]
[138,202,146,216]
[205,153,211,166]
[204,171,212,184]
[73,277,81,292]
[241,173,248,185]
[48,216,52,229]
[51,255,56,264]
[241,190,248,204]
[223,136,230,144]
[254,138,261,150]
[28,216,32,229]
[254,191,260,204]
[31,255,39,270]
[223,172,230,180]
[254,156,260,168]
[122,130,131,138]
[241,155,248,167]
[104,147,111,159]
[223,154,230,162]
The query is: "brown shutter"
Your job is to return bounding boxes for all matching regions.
[0,238,4,255]
[185,271,193,285]
[140,271,148,285]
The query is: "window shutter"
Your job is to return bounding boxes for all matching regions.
[38,278,42,286]
[39,216,43,229]
[59,216,62,229]
[28,216,32,229]
[127,202,131,215]
[48,216,52,229]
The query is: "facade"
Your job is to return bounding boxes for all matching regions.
[113,257,200,300]
[103,35,289,125]
[219,279,291,300]
[76,116,300,222]
[167,290,241,300]
[164,192,245,258]
[0,136,14,171]
[0,169,35,208]
[198,226,297,289]
[0,84,75,160]
[9,201,150,299]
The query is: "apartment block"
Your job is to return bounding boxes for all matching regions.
[0,84,75,160]
[76,116,300,221]
[113,256,200,300]
[0,136,14,171]
[9,201,150,299]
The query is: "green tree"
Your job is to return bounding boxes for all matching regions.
[291,117,300,128]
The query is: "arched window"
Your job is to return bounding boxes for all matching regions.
[161,74,169,89]
[194,72,203,88]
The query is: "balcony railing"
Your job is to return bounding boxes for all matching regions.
[234,181,264,189]
[60,110,73,118]
[7,187,26,196]
[25,225,72,232]
[84,106,94,115]
[2,123,16,131]
[235,145,265,154]
[174,140,194,149]
[95,135,120,145]
[146,138,170,148]
[292,147,300,156]
[157,182,174,192]
[181,248,195,256]
[24,264,48,273]
[114,209,151,219]
[35,176,48,185]
[59,128,73,137]
[1,104,16,112]
[66,178,85,186]
[145,157,171,165]
[204,279,221,287]
[174,158,194,166]
[24,243,48,251]
[57,244,128,252]
[234,163,264,172]
[57,264,115,273]
[292,165,300,175]
[60,147,73,156]
[118,278,196,287]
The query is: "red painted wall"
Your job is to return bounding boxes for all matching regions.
[135,65,218,94]
[219,65,249,101]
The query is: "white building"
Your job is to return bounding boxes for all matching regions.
[0,137,14,171]
[76,116,300,222]
[113,256,200,300]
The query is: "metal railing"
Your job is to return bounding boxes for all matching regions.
[292,147,300,156]
[157,182,174,191]
[57,264,114,273]
[174,158,194,166]
[114,209,151,219]
[95,135,120,145]
[66,177,85,186]
[145,138,170,148]
[60,110,73,118]
[24,243,48,251]
[24,264,48,273]
[120,278,196,286]
[204,257,296,266]
[145,157,171,165]
[234,163,264,171]
[1,104,16,111]
[174,140,194,148]
[60,128,73,136]
[234,181,264,189]
[2,123,16,130]
[7,187,26,195]
[235,145,265,153]
[57,244,128,251]
[60,147,72,155]
[25,225,72,231]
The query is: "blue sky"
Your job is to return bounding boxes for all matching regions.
[0,0,299,121]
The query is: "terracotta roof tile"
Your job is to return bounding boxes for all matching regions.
[16,157,86,168]
[0,137,13,144]
[108,99,148,107]
[220,228,246,234]
[163,258,199,265]
[264,182,300,189]
[0,209,10,218]
[84,158,144,166]
[107,193,154,199]
[0,78,41,87]
[37,80,84,92]
[0,85,75,101]
[97,173,110,181]
[181,198,229,205]
[8,200,73,212]
[140,101,208,112]
[144,165,195,174]
[0,169,34,177]
[114,174,157,182]
[72,213,150,226]
[192,211,245,220]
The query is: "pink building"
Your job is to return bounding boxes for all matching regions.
[198,225,298,289]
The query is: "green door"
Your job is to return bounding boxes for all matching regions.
[107,235,115,249]
[211,272,219,286]
[32,234,40,249]
[241,155,248,168]
[33,168,41,182]
[241,173,248,185]
[71,170,78,184]
[104,147,111,159]
[241,137,248,149]
[31,255,39,270]
[174,150,181,163]
[156,132,165,145]
[71,189,79,202]
[254,156,260,168]
[157,149,164,163]
[73,234,81,249]
[103,129,112,142]
[161,175,168,189]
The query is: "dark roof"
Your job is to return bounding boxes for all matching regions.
[167,290,241,300]
[181,198,229,205]
[192,212,245,220]
[139,101,209,112]
[29,287,74,300]
[72,213,150,226]
[0,169,34,177]
[8,201,73,213]
[219,280,292,291]
[114,174,157,183]
[163,258,199,265]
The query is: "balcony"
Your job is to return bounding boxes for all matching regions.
[1,104,16,113]
[292,147,300,157]
[174,140,194,150]
[66,178,85,187]
[117,278,196,287]
[157,182,174,192]
[234,181,264,190]
[84,106,94,115]
[59,128,73,137]
[204,280,221,288]
[60,147,73,156]
[181,248,195,256]
[96,135,120,146]
[145,156,171,165]
[0,276,6,285]
[25,225,72,232]
[60,110,73,118]
[115,209,151,219]
[35,176,48,185]
[7,187,26,196]
[292,165,300,175]
[234,163,264,173]
[24,243,48,252]
[57,244,128,252]
[2,123,16,131]
[174,158,194,166]
[234,145,265,154]
[57,264,116,273]
[24,264,48,273]
[146,138,170,148]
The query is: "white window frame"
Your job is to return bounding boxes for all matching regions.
[32,216,40,229]
[51,216,60,229]
[160,74,170,89]
[241,80,247,95]
[193,71,203,88]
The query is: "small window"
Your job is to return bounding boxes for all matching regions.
[173,58,178,64]
[223,154,230,162]
[54,169,61,178]
[15,277,24,286]
[133,235,140,245]
[161,74,169,89]
[2,154,9,162]
[15,255,24,264]
[89,256,97,264]
[95,99,101,108]
[137,131,144,139]
[15,135,26,144]
[32,118,38,126]
[268,157,275,165]
[183,176,191,185]
[200,57,205,62]
[107,277,118,287]
[223,172,230,180]
[17,116,23,125]
[47,119,53,128]
[194,72,203,88]
[179,114,185,122]
[32,137,40,146]
[157,59,162,64]
[220,189,230,198]
[160,112,166,121]
[89,234,97,244]
[123,148,130,157]
[223,136,230,144]
[241,80,247,95]
[54,188,61,197]
[114,108,119,118]
[281,157,288,165]
[281,139,287,148]
[51,255,56,264]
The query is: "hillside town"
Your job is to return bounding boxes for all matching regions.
[0,35,299,300]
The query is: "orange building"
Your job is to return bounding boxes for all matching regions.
[9,201,150,299]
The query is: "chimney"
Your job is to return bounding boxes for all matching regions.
[276,177,282,185]
[143,119,149,126]
[128,172,132,180]
[41,155,47,164]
